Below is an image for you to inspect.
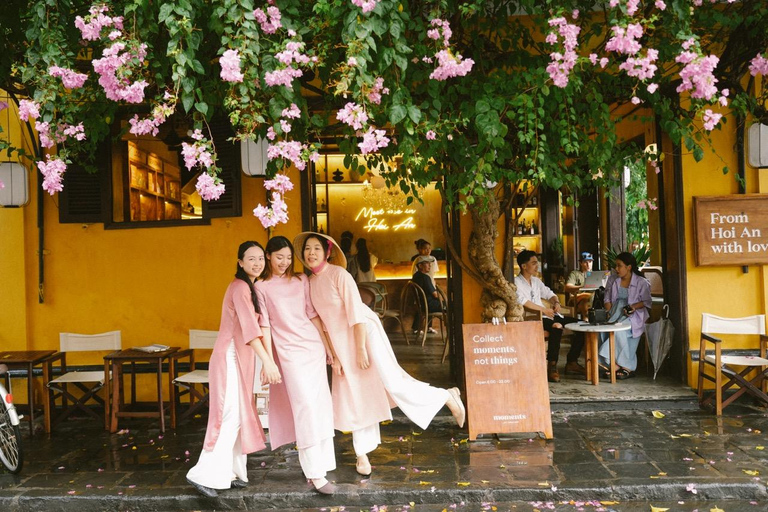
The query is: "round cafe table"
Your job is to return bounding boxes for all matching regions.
[565,321,631,385]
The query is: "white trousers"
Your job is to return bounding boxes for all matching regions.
[366,319,451,430]
[297,437,337,479]
[352,423,381,456]
[187,342,247,489]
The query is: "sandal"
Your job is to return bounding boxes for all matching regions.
[615,368,636,380]
[598,363,611,379]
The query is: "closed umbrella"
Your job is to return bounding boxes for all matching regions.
[646,304,675,379]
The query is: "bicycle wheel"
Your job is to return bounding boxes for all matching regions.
[0,405,23,474]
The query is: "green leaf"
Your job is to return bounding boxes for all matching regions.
[195,102,209,116]
[407,105,421,124]
[389,104,407,125]
[182,92,194,112]
[158,4,174,23]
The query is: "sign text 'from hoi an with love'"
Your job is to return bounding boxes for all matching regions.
[462,321,552,440]
[694,195,768,266]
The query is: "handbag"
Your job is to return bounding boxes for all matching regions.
[588,307,610,324]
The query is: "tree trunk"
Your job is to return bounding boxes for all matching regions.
[467,194,524,323]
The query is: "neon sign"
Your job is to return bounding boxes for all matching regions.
[355,207,417,232]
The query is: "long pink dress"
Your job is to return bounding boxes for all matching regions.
[202,279,267,454]
[309,264,448,432]
[255,273,334,450]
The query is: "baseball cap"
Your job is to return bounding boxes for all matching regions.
[580,252,594,261]
[415,255,436,265]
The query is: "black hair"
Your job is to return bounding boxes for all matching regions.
[339,236,353,255]
[516,249,536,268]
[263,236,298,280]
[615,251,644,278]
[414,238,431,250]
[356,238,371,273]
[235,241,264,315]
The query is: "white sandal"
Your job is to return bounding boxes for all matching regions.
[447,387,466,428]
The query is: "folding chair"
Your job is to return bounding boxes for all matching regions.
[170,329,216,428]
[697,313,768,415]
[46,331,122,431]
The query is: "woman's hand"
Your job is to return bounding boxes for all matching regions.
[331,356,344,376]
[357,346,370,370]
[326,350,334,365]
[261,361,282,385]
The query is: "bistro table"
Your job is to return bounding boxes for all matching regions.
[565,322,631,385]
[104,347,179,433]
[0,350,57,436]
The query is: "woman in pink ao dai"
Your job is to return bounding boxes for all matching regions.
[255,236,337,494]
[294,232,466,477]
[187,241,281,498]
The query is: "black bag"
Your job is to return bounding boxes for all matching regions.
[592,285,606,309]
[588,308,609,324]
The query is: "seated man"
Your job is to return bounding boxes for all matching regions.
[411,255,442,334]
[565,252,596,319]
[514,250,586,382]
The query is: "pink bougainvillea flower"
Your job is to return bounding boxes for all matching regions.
[49,66,88,88]
[18,99,40,121]
[749,54,768,76]
[351,0,380,14]
[220,49,244,82]
[702,109,722,131]
[264,174,294,194]
[359,126,390,154]
[336,102,369,130]
[430,50,474,81]
[426,130,436,140]
[195,172,226,201]
[253,6,282,34]
[38,155,67,195]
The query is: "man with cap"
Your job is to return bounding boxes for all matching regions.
[411,255,442,334]
[565,252,596,320]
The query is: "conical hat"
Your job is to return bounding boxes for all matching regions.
[292,232,347,269]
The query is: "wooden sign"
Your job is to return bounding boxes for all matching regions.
[693,195,768,266]
[462,321,553,440]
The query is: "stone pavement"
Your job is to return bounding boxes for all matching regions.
[2,405,768,511]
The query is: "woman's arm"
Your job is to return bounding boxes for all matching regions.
[311,316,342,374]
[353,322,370,370]
[248,332,281,384]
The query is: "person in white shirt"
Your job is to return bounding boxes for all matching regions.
[514,250,585,383]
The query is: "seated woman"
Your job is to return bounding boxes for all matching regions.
[598,252,652,380]
[411,255,443,334]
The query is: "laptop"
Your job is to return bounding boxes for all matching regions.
[581,270,611,290]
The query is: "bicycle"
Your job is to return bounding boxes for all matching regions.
[0,364,23,473]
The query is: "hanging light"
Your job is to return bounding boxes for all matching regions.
[240,137,268,177]
[0,162,29,207]
[370,175,386,189]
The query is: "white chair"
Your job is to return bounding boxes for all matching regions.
[46,330,122,431]
[170,329,217,428]
[697,314,768,415]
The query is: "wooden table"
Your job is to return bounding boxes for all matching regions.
[103,347,179,433]
[565,322,631,385]
[0,350,57,436]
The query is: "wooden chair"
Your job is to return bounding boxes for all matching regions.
[170,329,217,428]
[253,351,270,428]
[46,330,122,431]
[359,283,409,344]
[407,281,448,352]
[697,313,768,415]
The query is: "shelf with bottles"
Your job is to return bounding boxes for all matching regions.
[316,213,328,234]
[313,153,369,184]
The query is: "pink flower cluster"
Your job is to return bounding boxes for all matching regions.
[605,24,643,55]
[545,16,580,88]
[264,173,294,194]
[425,130,436,140]
[427,19,452,47]
[253,6,282,34]
[351,0,380,14]
[618,48,658,80]
[675,46,719,101]
[281,103,301,119]
[336,102,369,130]
[267,140,310,170]
[426,17,474,81]
[37,155,68,195]
[181,130,215,170]
[18,99,40,121]
[359,127,389,154]
[589,54,610,68]
[367,77,390,104]
[626,0,640,16]
[37,122,87,149]
[195,172,226,201]
[655,0,667,10]
[74,5,123,41]
[430,50,475,80]
[702,109,722,131]
[49,66,88,89]
[220,49,244,82]
[129,95,176,136]
[92,41,149,103]
[749,54,768,77]
[253,192,289,228]
[265,41,311,88]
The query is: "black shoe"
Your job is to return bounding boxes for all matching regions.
[187,477,218,498]
[230,478,248,489]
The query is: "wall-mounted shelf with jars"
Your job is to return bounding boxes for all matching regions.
[128,142,182,221]
[512,183,541,254]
